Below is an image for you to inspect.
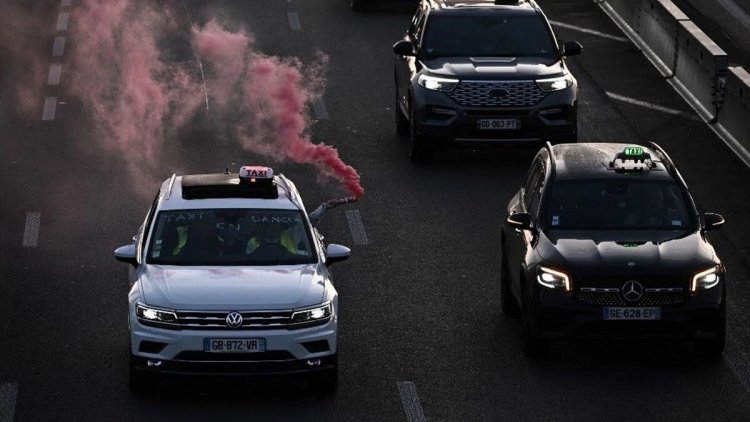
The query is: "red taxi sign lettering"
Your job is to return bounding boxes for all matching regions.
[239,166,273,180]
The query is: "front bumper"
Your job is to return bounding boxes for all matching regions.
[529,285,724,341]
[130,315,337,376]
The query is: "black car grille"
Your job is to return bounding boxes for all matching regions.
[173,351,295,362]
[447,81,548,108]
[577,278,686,306]
[176,310,293,330]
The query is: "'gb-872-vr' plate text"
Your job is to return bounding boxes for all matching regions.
[204,338,266,353]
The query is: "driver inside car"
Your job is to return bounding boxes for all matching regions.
[246,221,297,255]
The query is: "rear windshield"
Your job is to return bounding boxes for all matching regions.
[423,14,557,58]
[544,180,695,230]
[146,209,316,266]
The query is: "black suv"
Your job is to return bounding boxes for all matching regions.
[393,0,582,162]
[501,143,726,357]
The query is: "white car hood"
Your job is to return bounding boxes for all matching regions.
[139,264,326,310]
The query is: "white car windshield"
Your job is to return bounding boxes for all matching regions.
[146,209,317,266]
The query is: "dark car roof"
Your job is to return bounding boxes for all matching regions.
[550,143,676,182]
[427,0,539,15]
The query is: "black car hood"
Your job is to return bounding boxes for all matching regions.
[422,56,564,80]
[537,230,716,276]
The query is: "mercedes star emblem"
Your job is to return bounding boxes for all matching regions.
[622,280,644,302]
[627,261,636,267]
[225,311,243,328]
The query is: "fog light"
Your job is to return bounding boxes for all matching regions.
[539,108,563,116]
[147,360,162,367]
[431,107,457,115]
[306,359,322,367]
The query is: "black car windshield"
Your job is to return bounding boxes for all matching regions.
[423,14,557,58]
[146,209,317,266]
[545,179,695,230]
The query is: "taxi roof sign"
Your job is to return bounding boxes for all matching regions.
[239,166,274,180]
[623,146,644,157]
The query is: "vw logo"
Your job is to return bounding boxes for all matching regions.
[622,280,644,302]
[627,261,637,267]
[225,312,243,328]
[488,88,509,98]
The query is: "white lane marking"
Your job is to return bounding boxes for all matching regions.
[345,210,369,246]
[48,64,62,86]
[42,97,57,121]
[56,12,69,31]
[717,0,750,32]
[312,97,328,119]
[287,12,301,31]
[398,381,426,422]
[549,20,629,43]
[61,0,71,5]
[605,92,701,121]
[0,383,18,422]
[52,37,66,57]
[197,58,209,112]
[23,212,41,247]
[725,332,750,395]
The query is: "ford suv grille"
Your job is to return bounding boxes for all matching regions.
[447,81,548,108]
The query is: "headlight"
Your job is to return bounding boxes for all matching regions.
[136,303,178,327]
[289,302,333,329]
[418,74,459,92]
[537,266,571,292]
[691,266,720,292]
[536,74,574,92]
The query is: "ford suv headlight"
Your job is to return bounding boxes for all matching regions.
[536,74,574,92]
[418,74,459,92]
[691,266,720,292]
[289,302,333,329]
[537,266,571,293]
[136,303,179,329]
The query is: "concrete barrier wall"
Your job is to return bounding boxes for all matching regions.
[605,0,642,30]
[673,21,728,121]
[716,67,750,163]
[636,0,689,76]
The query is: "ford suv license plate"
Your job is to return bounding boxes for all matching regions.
[603,307,661,320]
[204,338,266,353]
[477,118,518,130]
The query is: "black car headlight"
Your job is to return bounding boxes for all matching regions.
[537,266,572,293]
[691,266,720,292]
[136,303,179,328]
[536,74,574,92]
[418,74,459,92]
[289,302,333,329]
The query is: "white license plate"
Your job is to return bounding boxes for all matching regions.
[603,307,661,320]
[477,119,518,130]
[203,338,266,353]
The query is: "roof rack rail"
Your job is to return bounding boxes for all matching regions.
[544,141,556,177]
[164,174,177,200]
[648,141,699,211]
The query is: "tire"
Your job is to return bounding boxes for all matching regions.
[500,239,521,318]
[129,356,157,393]
[310,365,338,394]
[351,0,367,12]
[395,90,409,136]
[521,281,550,358]
[409,105,431,163]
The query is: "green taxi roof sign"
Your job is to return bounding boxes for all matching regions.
[624,146,644,156]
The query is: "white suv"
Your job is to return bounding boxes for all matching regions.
[114,166,350,393]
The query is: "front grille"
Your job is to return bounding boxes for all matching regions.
[447,81,548,108]
[176,310,293,330]
[578,278,686,306]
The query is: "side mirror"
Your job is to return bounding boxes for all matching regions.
[704,213,725,231]
[561,41,583,56]
[325,244,351,265]
[506,212,533,230]
[114,244,138,267]
[393,39,416,56]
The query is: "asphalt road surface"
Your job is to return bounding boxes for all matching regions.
[1,0,750,421]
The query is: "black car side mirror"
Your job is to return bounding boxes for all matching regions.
[704,213,725,230]
[561,41,583,57]
[507,212,533,230]
[393,39,416,56]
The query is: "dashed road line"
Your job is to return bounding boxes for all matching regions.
[48,64,62,86]
[398,381,426,422]
[0,383,18,422]
[605,92,701,121]
[549,20,629,43]
[56,12,69,31]
[42,97,57,121]
[52,37,66,57]
[23,212,41,247]
[287,12,301,31]
[312,97,328,119]
[345,210,369,246]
